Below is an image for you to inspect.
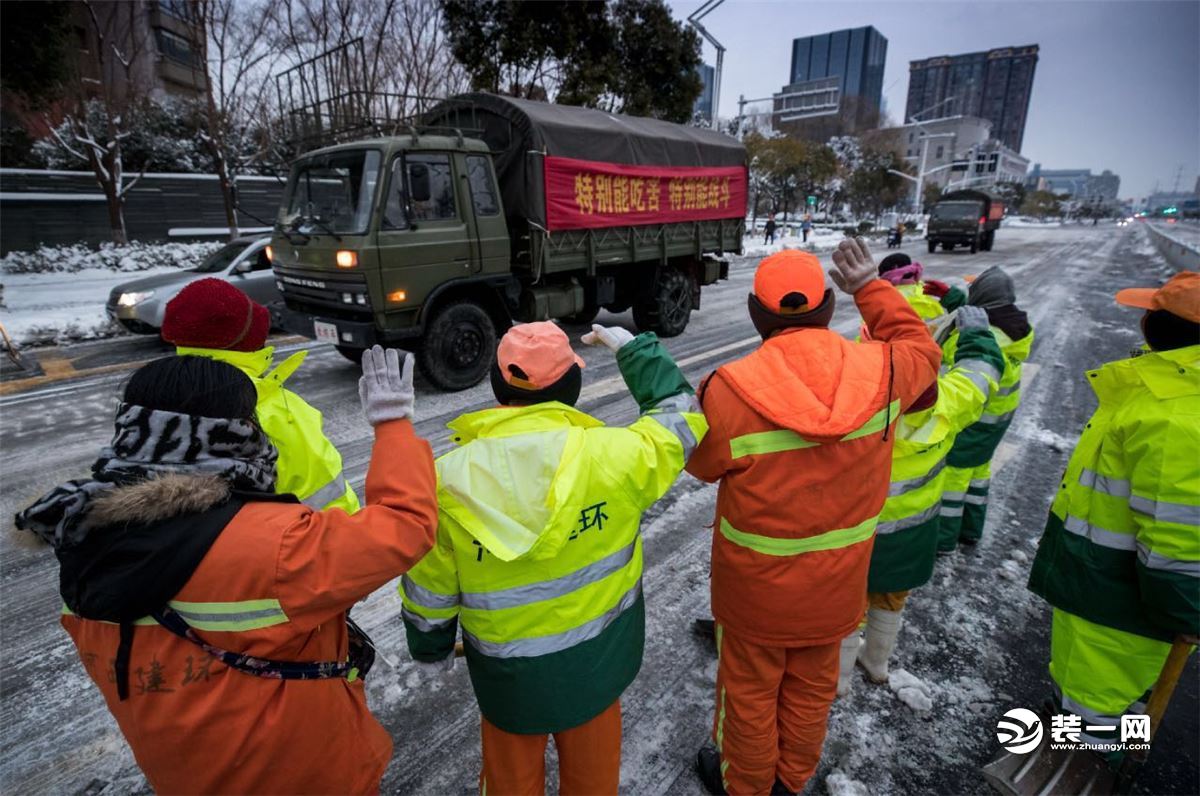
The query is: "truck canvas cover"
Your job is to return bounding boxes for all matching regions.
[424,93,746,231]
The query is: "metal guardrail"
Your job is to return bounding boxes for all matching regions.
[1146,223,1200,271]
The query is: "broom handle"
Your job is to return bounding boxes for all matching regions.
[1147,636,1195,739]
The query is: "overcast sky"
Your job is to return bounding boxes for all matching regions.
[667,0,1200,199]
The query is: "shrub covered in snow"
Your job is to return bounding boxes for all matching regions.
[1,241,221,276]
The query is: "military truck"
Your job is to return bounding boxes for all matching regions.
[268,93,746,390]
[926,189,1005,254]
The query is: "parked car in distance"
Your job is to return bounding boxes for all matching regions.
[107,236,276,334]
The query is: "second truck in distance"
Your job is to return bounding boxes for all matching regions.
[926,189,1004,254]
[268,93,746,390]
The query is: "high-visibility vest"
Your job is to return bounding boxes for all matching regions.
[178,346,359,512]
[869,325,1005,593]
[1028,344,1200,643]
[942,326,1034,467]
[401,334,706,734]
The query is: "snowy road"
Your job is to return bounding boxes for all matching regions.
[1,226,1196,795]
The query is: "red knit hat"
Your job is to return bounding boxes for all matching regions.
[162,278,270,352]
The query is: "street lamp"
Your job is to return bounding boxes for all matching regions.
[688,0,726,132]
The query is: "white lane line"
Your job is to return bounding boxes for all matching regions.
[991,361,1043,474]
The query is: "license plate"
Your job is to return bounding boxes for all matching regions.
[313,320,340,344]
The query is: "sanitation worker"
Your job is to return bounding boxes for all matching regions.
[685,241,941,795]
[399,321,706,796]
[15,347,437,794]
[839,304,1006,693]
[1027,271,1199,754]
[877,252,945,320]
[932,266,1034,552]
[161,278,359,512]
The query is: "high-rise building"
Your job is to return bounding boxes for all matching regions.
[774,26,888,141]
[1025,167,1120,201]
[905,45,1038,152]
[694,63,715,124]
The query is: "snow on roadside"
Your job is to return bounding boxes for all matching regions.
[742,227,846,258]
[0,242,218,347]
[826,769,871,796]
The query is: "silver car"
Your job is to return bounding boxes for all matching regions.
[107,236,278,334]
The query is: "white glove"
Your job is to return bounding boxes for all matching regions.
[828,237,878,295]
[955,305,991,331]
[412,655,455,675]
[581,324,636,352]
[358,345,415,425]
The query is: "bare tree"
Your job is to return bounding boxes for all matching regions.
[43,0,154,244]
[187,0,280,239]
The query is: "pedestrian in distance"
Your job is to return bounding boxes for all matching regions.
[1027,271,1199,757]
[932,266,1035,553]
[162,277,359,512]
[15,346,438,794]
[764,217,778,245]
[399,321,706,796]
[685,241,942,796]
[839,304,1006,693]
[801,214,813,243]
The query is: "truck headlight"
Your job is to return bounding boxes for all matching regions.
[117,290,154,307]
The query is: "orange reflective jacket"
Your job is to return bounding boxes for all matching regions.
[61,420,437,795]
[688,280,941,646]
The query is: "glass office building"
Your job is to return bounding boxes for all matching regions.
[789,26,888,115]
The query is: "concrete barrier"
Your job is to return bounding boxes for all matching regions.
[1146,223,1200,271]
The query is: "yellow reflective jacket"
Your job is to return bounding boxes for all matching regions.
[177,346,359,513]
[401,333,706,734]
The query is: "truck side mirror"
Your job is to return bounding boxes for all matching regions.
[409,164,432,203]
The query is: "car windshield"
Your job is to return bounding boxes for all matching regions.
[280,150,382,236]
[932,201,984,221]
[193,242,247,273]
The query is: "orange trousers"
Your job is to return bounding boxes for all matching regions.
[713,624,840,795]
[479,700,622,796]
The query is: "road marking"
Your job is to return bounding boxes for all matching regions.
[991,362,1043,475]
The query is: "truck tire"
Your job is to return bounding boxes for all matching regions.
[927,239,937,254]
[418,300,497,391]
[943,242,955,252]
[969,237,978,254]
[633,267,694,338]
[335,345,365,364]
[983,231,995,251]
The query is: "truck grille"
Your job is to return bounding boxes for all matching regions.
[272,263,372,315]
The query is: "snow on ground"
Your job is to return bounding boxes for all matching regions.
[0,242,217,346]
[1003,216,1064,229]
[742,227,846,257]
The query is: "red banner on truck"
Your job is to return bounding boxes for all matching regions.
[543,155,747,232]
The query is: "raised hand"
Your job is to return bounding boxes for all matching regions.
[358,345,415,425]
[829,236,878,295]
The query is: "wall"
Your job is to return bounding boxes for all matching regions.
[0,170,285,254]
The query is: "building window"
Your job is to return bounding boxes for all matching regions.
[158,0,191,21]
[155,28,200,68]
[908,132,914,143]
[935,145,944,159]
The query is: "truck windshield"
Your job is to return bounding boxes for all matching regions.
[932,201,983,221]
[281,150,382,236]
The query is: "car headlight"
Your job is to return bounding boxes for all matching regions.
[117,290,155,307]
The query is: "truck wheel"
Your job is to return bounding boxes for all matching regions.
[983,232,995,251]
[927,239,937,254]
[633,267,694,338]
[563,305,601,325]
[335,345,364,364]
[418,300,497,391]
[943,242,955,251]
[969,237,978,254]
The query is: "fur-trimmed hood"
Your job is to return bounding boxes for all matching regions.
[84,474,231,529]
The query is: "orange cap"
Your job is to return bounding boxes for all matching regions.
[753,250,827,314]
[1115,271,1200,323]
[496,322,585,389]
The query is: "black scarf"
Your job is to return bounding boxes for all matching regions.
[15,403,277,550]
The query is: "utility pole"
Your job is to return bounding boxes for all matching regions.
[688,0,726,132]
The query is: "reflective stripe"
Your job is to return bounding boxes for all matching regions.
[963,493,988,505]
[167,599,288,631]
[888,456,948,496]
[730,401,900,458]
[1137,543,1200,576]
[61,604,158,626]
[997,381,1021,397]
[1078,468,1131,498]
[1063,514,1137,552]
[877,503,941,535]
[978,409,1016,425]
[301,474,350,509]
[718,515,877,557]
[464,581,642,658]
[461,543,636,610]
[943,491,966,502]
[402,575,460,610]
[940,505,964,518]
[958,368,993,397]
[956,358,1001,385]
[969,478,990,490]
[1129,495,1200,526]
[402,606,455,633]
[648,413,698,460]
[1057,687,1121,728]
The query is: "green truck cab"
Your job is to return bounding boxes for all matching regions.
[926,189,1005,254]
[269,93,745,391]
